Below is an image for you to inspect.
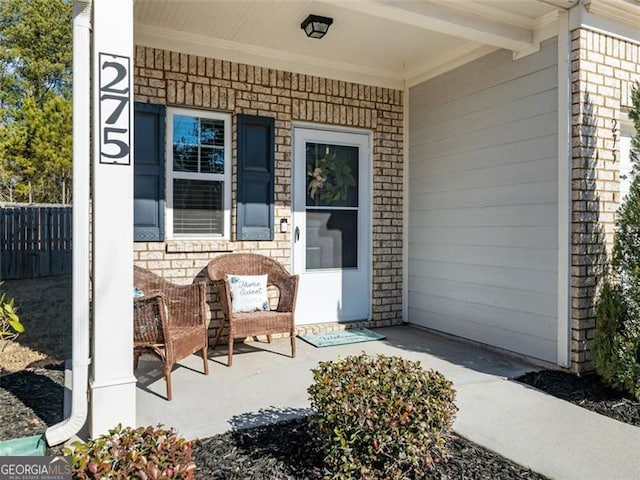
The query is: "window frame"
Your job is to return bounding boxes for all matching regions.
[165,107,232,240]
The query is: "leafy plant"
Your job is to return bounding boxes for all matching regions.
[307,353,457,480]
[307,153,356,203]
[0,282,24,344]
[594,82,640,400]
[65,424,196,479]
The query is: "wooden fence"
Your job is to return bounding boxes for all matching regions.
[0,204,72,279]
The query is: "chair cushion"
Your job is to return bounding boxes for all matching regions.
[227,274,270,313]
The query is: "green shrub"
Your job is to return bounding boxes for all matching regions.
[594,82,640,401]
[307,353,457,480]
[595,280,631,389]
[613,182,640,323]
[594,279,640,400]
[65,424,195,479]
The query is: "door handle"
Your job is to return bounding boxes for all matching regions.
[295,226,300,242]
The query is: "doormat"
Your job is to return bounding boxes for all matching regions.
[298,327,385,348]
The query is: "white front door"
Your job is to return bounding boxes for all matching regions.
[292,127,371,325]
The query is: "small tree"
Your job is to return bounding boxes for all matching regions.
[594,83,640,400]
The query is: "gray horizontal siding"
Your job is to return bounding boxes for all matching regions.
[408,38,559,363]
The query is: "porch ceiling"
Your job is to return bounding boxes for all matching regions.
[134,0,570,89]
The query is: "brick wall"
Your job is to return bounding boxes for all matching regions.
[133,46,404,332]
[570,29,640,372]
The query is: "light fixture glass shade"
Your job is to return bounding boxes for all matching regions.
[301,14,333,39]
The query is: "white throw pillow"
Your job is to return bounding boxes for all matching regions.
[227,274,270,313]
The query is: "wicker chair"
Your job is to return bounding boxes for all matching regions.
[133,266,209,400]
[207,253,299,366]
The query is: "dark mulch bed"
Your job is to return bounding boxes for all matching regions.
[0,364,547,479]
[516,370,640,427]
[0,362,65,441]
[6,365,638,478]
[194,417,547,480]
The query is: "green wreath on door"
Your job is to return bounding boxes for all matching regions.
[307,153,356,203]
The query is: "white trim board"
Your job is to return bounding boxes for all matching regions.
[570,3,640,44]
[556,10,572,368]
[402,86,410,322]
[584,0,640,36]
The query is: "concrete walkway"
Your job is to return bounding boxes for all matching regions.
[136,325,640,480]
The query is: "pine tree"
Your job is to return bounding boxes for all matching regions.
[615,85,640,314]
[594,83,640,400]
[0,0,72,203]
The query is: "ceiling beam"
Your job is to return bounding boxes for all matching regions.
[317,0,536,52]
[535,0,579,8]
[405,43,498,87]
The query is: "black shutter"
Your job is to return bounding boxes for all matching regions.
[134,102,165,241]
[236,115,275,241]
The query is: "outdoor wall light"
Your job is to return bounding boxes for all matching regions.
[301,14,333,39]
[280,218,289,233]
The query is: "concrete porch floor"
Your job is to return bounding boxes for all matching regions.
[135,325,533,439]
[135,325,640,480]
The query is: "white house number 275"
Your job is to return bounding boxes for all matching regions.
[99,53,131,165]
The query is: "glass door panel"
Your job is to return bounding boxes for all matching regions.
[305,142,359,271]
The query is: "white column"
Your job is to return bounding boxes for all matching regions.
[89,0,136,436]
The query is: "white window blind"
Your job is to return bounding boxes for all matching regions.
[167,108,231,238]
